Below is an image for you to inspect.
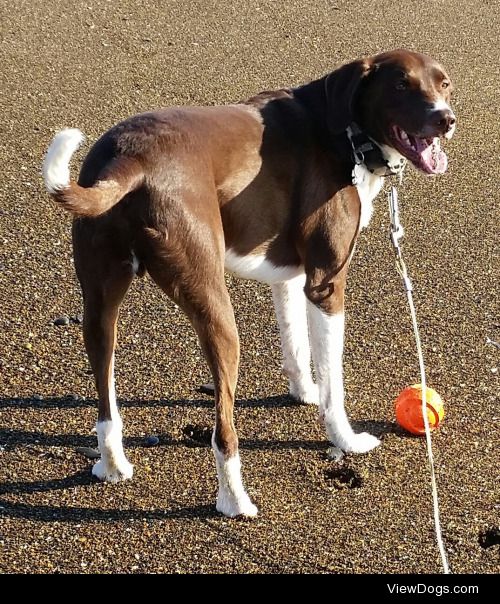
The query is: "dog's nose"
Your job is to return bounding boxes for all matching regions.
[431,108,456,135]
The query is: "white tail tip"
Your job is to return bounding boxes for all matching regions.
[43,128,85,194]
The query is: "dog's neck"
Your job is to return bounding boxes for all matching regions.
[294,78,406,179]
[346,122,407,177]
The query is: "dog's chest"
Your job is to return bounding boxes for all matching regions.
[223,164,384,284]
[224,249,304,284]
[353,165,384,230]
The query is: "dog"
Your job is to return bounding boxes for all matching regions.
[43,49,455,517]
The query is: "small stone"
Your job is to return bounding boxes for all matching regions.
[490,367,498,374]
[145,435,159,447]
[326,446,345,462]
[53,316,70,326]
[72,314,84,324]
[33,394,43,401]
[75,446,100,459]
[198,382,215,395]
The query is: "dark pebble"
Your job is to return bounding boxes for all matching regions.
[198,382,215,396]
[145,435,160,447]
[53,316,70,326]
[72,314,84,324]
[75,446,100,459]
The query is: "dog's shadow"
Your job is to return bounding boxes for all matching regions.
[0,393,400,451]
[0,393,299,410]
[0,395,399,523]
[0,470,218,521]
[351,418,404,438]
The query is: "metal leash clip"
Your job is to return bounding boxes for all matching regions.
[388,186,404,248]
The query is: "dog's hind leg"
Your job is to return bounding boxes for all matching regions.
[271,274,318,405]
[144,221,257,518]
[73,221,135,482]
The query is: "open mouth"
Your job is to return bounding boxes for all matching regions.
[391,125,448,175]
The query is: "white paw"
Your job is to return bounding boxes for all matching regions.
[339,432,381,454]
[216,491,258,518]
[290,381,319,405]
[92,458,134,483]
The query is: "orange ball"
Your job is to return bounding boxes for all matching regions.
[395,384,444,435]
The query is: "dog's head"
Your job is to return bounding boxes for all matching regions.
[326,49,456,174]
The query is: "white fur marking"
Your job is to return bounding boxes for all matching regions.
[307,303,380,453]
[93,419,134,483]
[271,275,318,404]
[225,249,304,284]
[131,251,140,275]
[444,124,456,140]
[353,165,384,230]
[432,100,452,112]
[43,128,85,193]
[92,355,134,482]
[213,439,258,518]
[379,143,407,172]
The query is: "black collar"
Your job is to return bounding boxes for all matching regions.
[346,122,406,177]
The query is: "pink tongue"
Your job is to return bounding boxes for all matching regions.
[418,138,448,174]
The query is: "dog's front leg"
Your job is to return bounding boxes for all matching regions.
[271,275,318,405]
[306,283,380,454]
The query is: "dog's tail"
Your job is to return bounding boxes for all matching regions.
[42,128,144,217]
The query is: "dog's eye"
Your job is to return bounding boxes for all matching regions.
[441,81,450,89]
[396,79,409,91]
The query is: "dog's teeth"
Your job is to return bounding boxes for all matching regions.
[431,138,439,167]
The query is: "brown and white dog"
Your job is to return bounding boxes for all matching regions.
[43,49,455,517]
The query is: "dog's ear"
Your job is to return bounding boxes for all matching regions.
[325,59,373,134]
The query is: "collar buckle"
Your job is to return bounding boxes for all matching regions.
[346,122,406,179]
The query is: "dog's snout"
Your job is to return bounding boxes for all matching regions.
[431,108,456,135]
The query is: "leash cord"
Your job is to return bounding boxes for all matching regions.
[388,186,451,574]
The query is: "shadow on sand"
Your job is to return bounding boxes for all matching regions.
[0,395,399,523]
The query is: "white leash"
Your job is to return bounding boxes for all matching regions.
[388,185,451,574]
